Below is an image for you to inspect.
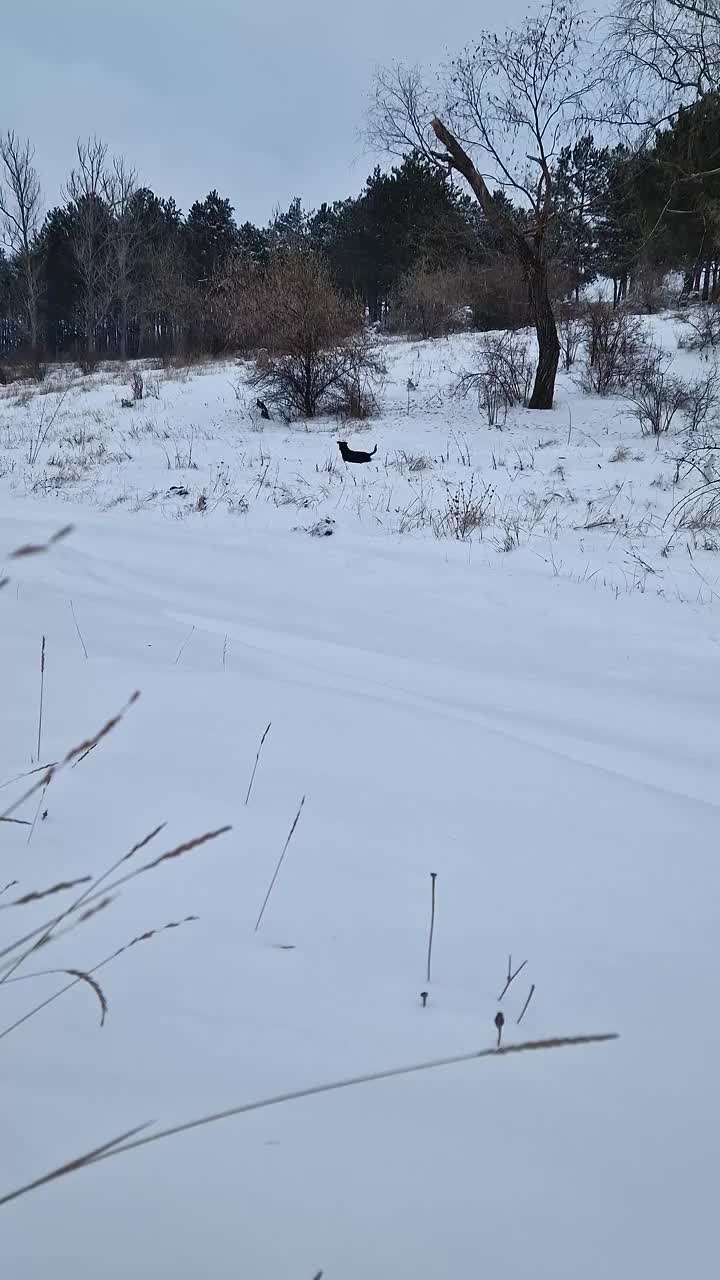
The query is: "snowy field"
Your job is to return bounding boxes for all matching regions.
[2,318,719,1278]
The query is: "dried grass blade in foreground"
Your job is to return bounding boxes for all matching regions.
[1,526,73,592]
[254,796,305,931]
[8,525,73,561]
[0,916,199,1042]
[1,967,110,1026]
[0,1124,152,1208]
[245,721,272,805]
[0,691,140,823]
[0,816,167,983]
[0,1032,618,1207]
[0,876,92,909]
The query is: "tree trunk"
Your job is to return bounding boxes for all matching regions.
[527,261,560,410]
[430,116,560,408]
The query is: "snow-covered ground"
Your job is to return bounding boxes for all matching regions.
[2,319,719,1279]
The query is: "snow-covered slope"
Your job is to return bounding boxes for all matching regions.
[1,322,719,1279]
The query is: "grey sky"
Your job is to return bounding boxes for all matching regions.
[1,0,519,226]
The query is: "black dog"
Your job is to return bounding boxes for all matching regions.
[256,398,271,420]
[337,441,377,464]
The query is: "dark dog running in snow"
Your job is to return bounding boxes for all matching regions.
[337,441,377,464]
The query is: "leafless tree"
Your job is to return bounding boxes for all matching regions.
[145,240,194,358]
[369,0,598,409]
[103,156,141,360]
[243,248,382,419]
[65,137,114,355]
[0,132,43,355]
[606,0,720,132]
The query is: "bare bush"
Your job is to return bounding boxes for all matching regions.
[245,249,383,420]
[627,354,718,439]
[470,257,529,332]
[130,370,144,401]
[456,331,534,426]
[326,334,385,419]
[392,263,465,339]
[557,305,583,372]
[580,304,649,395]
[630,264,670,315]
[76,350,101,376]
[672,432,720,487]
[627,352,689,437]
[677,306,720,358]
[432,476,495,539]
[682,369,719,432]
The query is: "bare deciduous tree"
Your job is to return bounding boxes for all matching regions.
[103,156,141,361]
[146,240,194,359]
[607,0,720,131]
[0,132,43,355]
[65,137,114,356]
[369,0,597,408]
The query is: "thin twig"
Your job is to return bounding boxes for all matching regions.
[245,722,272,805]
[69,600,89,659]
[71,744,97,769]
[174,625,195,665]
[0,1032,619,1207]
[37,636,46,762]
[26,785,47,846]
[426,872,437,984]
[222,634,228,671]
[516,984,536,1025]
[498,955,528,1002]
[254,796,305,932]
[0,761,57,793]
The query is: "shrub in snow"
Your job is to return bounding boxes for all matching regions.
[432,476,495,539]
[677,306,720,358]
[455,331,534,426]
[627,352,718,439]
[391,262,465,340]
[580,303,650,395]
[235,248,384,420]
[556,303,583,372]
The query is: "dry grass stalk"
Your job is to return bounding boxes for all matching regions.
[0,762,57,793]
[36,636,46,762]
[0,690,140,823]
[70,600,89,659]
[516,983,536,1025]
[8,525,73,561]
[5,967,109,1025]
[498,955,528,1001]
[0,876,91,909]
[174,625,195,664]
[0,915,199,1043]
[0,821,165,979]
[245,721,272,805]
[0,1032,619,1207]
[1,525,73,593]
[0,1124,152,1208]
[254,796,305,932]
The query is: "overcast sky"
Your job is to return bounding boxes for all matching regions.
[1,0,522,226]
